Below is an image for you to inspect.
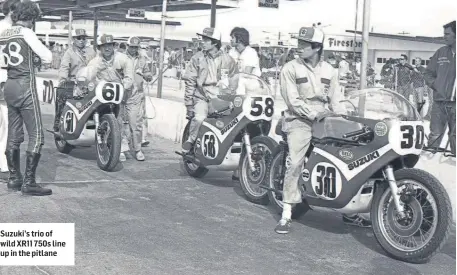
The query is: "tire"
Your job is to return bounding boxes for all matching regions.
[239,136,278,205]
[54,137,73,154]
[266,145,309,219]
[96,114,121,171]
[181,122,208,178]
[371,168,452,263]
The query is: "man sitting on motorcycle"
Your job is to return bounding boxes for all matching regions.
[120,36,153,162]
[181,27,238,154]
[54,28,96,132]
[276,26,370,234]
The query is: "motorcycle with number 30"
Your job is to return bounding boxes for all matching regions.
[47,67,124,171]
[264,88,452,263]
[176,73,278,202]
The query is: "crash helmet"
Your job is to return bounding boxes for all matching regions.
[127,36,141,47]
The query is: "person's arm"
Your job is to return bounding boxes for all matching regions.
[328,69,347,114]
[57,49,71,82]
[280,64,317,120]
[21,28,52,63]
[141,56,153,82]
[423,50,438,89]
[121,55,134,90]
[182,55,199,107]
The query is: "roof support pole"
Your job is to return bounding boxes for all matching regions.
[157,0,168,98]
[210,0,216,27]
[358,0,371,116]
[93,9,99,51]
[68,10,73,46]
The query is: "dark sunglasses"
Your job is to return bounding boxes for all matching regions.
[75,36,87,41]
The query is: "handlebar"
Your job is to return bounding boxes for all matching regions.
[343,127,371,138]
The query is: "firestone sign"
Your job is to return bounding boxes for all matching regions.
[325,35,362,52]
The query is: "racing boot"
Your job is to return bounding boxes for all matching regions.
[4,149,23,191]
[21,152,52,196]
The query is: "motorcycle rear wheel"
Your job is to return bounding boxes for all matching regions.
[95,114,121,171]
[55,136,73,154]
[371,168,452,263]
[181,122,208,178]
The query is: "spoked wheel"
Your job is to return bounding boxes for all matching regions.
[95,114,121,171]
[372,168,452,263]
[239,136,277,205]
[266,146,309,219]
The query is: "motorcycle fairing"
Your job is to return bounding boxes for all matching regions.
[193,95,275,166]
[300,117,425,209]
[58,81,124,140]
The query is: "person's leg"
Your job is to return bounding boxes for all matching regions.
[428,102,447,148]
[118,103,130,161]
[446,103,456,154]
[182,99,208,153]
[275,124,312,234]
[126,100,145,161]
[0,102,9,173]
[19,78,51,196]
[140,98,149,147]
[5,104,24,190]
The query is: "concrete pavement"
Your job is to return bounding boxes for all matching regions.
[0,101,455,275]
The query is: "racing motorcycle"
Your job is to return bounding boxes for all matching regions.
[264,88,452,263]
[47,67,124,171]
[176,73,278,203]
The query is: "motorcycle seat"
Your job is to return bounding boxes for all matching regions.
[312,117,364,140]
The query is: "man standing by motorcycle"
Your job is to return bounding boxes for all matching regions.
[181,27,238,154]
[276,26,369,234]
[120,36,153,162]
[54,28,95,132]
[0,0,53,195]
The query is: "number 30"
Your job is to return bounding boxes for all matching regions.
[400,125,425,149]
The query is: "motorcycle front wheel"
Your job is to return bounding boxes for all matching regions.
[371,168,452,263]
[239,136,277,205]
[95,114,121,171]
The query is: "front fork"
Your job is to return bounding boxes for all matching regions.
[242,131,257,173]
[383,164,406,219]
[94,112,102,144]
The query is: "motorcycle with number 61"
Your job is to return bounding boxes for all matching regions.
[264,88,452,263]
[47,67,124,171]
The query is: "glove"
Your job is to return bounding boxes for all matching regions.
[315,110,339,122]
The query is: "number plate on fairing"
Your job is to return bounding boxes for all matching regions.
[201,131,219,159]
[243,95,275,121]
[95,81,124,104]
[388,120,425,156]
[311,162,342,200]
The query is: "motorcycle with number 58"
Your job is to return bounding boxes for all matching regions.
[176,73,278,201]
[263,88,452,263]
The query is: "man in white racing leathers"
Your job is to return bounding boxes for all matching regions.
[0,0,53,195]
[275,26,370,234]
[181,28,238,154]
[120,36,153,162]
